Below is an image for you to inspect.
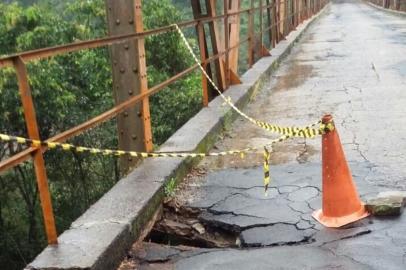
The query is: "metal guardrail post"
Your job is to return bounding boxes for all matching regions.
[224,0,230,88]
[207,0,227,92]
[106,0,153,174]
[285,0,288,38]
[192,0,229,104]
[191,0,212,107]
[12,56,58,245]
[266,0,274,48]
[134,0,153,154]
[228,0,242,83]
[280,0,287,40]
[260,0,264,51]
[274,0,280,44]
[248,0,255,67]
[259,0,272,57]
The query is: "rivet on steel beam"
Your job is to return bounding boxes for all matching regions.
[120,129,124,134]
[116,19,120,25]
[128,90,133,95]
[124,44,129,50]
[137,111,142,117]
[128,19,134,24]
[128,157,133,161]
[124,111,129,117]
[132,134,137,140]
[120,68,125,73]
[133,67,138,73]
[113,60,118,65]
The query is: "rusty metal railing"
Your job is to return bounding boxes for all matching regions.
[0,0,328,245]
[366,0,406,11]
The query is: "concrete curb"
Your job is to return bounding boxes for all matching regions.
[26,4,330,270]
[364,1,406,17]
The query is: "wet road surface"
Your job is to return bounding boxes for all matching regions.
[202,0,406,186]
[120,1,406,269]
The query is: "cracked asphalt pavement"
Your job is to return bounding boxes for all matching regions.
[121,1,406,269]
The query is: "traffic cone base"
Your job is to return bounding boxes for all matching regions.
[312,204,369,228]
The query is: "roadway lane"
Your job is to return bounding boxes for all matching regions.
[205,0,406,189]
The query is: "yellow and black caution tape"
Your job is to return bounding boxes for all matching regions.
[0,121,331,159]
[263,146,271,195]
[0,120,333,193]
[0,132,286,159]
[173,24,326,139]
[0,134,278,158]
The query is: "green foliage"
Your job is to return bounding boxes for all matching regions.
[149,68,201,144]
[0,2,117,268]
[0,0,202,269]
[143,0,202,144]
[164,178,177,197]
[144,0,192,74]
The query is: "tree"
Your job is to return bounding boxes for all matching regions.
[144,0,202,144]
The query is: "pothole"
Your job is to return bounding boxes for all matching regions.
[144,197,318,250]
[145,198,238,249]
[119,163,377,270]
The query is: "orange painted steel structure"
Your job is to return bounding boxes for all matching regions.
[106,0,153,173]
[0,0,328,245]
[368,0,406,11]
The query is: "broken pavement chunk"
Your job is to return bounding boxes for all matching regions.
[366,196,405,216]
[377,191,406,203]
[191,223,206,234]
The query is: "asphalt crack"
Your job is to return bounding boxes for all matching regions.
[317,229,372,247]
[322,245,371,268]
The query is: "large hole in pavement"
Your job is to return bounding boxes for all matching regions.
[145,198,238,248]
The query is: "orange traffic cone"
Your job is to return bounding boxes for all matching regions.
[312,115,370,228]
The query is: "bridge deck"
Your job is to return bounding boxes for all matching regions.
[122,1,406,269]
[204,0,406,183]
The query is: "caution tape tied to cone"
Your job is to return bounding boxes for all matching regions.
[0,120,333,194]
[173,24,326,139]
